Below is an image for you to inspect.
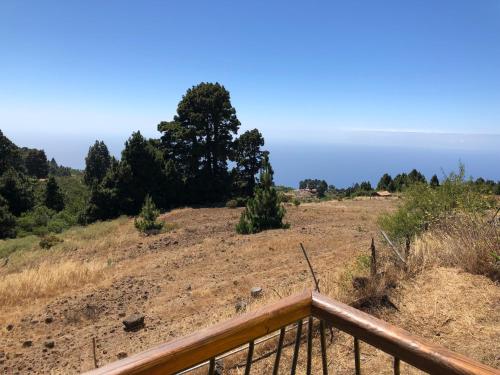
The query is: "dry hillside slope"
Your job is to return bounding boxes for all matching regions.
[0,198,498,374]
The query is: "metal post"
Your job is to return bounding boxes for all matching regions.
[290,320,303,375]
[272,327,286,375]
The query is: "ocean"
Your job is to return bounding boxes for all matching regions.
[7,131,500,189]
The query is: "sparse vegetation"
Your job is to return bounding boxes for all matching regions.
[379,164,494,246]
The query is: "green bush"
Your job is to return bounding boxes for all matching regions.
[292,198,301,207]
[47,218,68,234]
[379,164,494,244]
[134,195,164,234]
[17,206,54,234]
[39,234,63,249]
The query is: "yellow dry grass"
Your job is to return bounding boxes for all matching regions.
[0,260,107,306]
[1,216,138,274]
[409,213,499,279]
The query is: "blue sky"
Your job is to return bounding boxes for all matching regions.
[0,1,499,181]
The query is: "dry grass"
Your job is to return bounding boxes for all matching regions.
[0,260,107,306]
[1,216,138,274]
[386,267,500,369]
[409,213,499,280]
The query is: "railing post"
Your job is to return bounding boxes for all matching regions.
[272,327,286,375]
[354,337,361,375]
[306,317,313,375]
[207,358,215,375]
[290,320,303,375]
[244,341,254,375]
[394,357,400,375]
[319,320,328,375]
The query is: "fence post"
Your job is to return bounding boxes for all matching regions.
[370,238,377,277]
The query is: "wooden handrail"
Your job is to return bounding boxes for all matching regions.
[84,290,499,375]
[312,292,499,375]
[85,290,312,375]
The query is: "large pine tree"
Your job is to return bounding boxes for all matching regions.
[158,82,240,202]
[0,169,34,216]
[232,129,265,197]
[24,149,49,179]
[84,141,111,186]
[0,130,23,175]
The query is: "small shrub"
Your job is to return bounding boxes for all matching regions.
[279,193,291,203]
[226,197,247,209]
[292,198,301,207]
[226,199,239,209]
[236,155,287,234]
[39,234,63,249]
[47,219,67,234]
[134,195,164,234]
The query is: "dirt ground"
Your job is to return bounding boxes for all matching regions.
[0,198,498,374]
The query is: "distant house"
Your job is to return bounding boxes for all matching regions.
[375,190,392,197]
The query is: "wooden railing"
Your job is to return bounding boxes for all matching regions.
[85,291,499,375]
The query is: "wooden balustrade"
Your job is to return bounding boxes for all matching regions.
[84,290,499,375]
[85,291,311,375]
[312,292,499,375]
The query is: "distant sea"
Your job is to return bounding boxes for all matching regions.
[268,142,500,188]
[7,131,500,189]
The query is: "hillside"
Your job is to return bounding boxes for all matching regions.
[1,198,498,374]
